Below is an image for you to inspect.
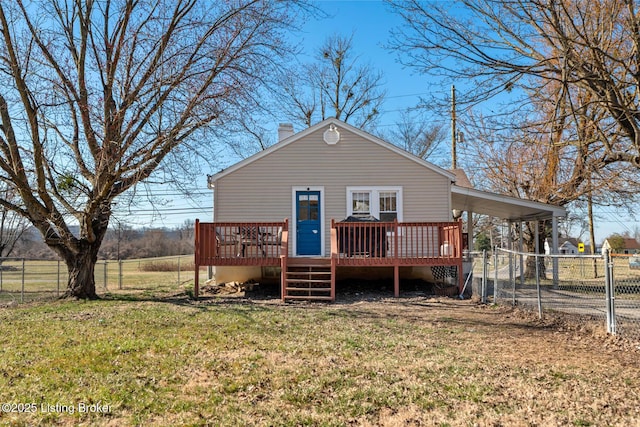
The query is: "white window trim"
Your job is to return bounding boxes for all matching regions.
[346,186,403,222]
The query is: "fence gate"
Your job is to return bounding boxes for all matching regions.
[472,249,639,341]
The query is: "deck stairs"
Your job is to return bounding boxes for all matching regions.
[283,258,333,301]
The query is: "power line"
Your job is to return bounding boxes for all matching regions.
[113,206,212,216]
[385,91,431,100]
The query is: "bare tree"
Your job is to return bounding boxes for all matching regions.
[278,33,386,129]
[385,109,446,161]
[605,233,626,253]
[387,0,640,168]
[388,0,640,277]
[464,83,640,278]
[0,185,29,260]
[0,0,307,298]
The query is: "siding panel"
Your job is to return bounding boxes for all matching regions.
[213,126,451,255]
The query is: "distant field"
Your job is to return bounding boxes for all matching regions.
[0,256,200,303]
[0,285,638,426]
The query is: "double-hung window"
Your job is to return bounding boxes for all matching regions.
[351,192,371,216]
[346,187,402,222]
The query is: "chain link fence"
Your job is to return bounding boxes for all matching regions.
[4,251,639,341]
[470,248,640,341]
[609,254,640,339]
[0,255,197,304]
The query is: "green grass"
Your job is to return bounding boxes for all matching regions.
[0,285,638,426]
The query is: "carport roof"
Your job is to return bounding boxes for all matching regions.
[451,185,567,222]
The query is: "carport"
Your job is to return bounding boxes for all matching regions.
[450,173,568,284]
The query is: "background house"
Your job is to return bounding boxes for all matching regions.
[544,238,590,255]
[602,237,640,255]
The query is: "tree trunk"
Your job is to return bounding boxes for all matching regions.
[62,244,101,299]
[522,221,547,280]
[524,255,547,280]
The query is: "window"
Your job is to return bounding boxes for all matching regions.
[379,191,397,221]
[352,192,370,216]
[298,193,319,220]
[347,187,402,221]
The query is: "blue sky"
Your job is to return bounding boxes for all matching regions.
[131,0,636,243]
[129,0,434,230]
[297,0,439,124]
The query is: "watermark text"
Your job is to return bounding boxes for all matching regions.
[1,402,111,415]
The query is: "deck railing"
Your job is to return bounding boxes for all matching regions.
[195,219,460,267]
[194,219,288,297]
[195,219,288,267]
[194,218,462,298]
[331,219,463,266]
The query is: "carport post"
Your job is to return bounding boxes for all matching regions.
[519,221,524,289]
[493,249,498,302]
[467,210,474,252]
[535,221,542,319]
[508,221,515,306]
[552,215,559,289]
[481,249,487,304]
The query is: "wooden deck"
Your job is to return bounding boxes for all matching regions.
[194,219,463,301]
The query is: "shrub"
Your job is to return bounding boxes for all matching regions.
[138,260,195,272]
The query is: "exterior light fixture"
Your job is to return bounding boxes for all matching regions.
[323,124,340,145]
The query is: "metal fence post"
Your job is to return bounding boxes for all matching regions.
[118,259,123,290]
[535,221,542,319]
[57,259,60,297]
[610,258,617,335]
[510,251,516,306]
[535,252,542,319]
[177,256,181,285]
[21,258,25,303]
[519,221,524,290]
[604,250,611,333]
[103,261,108,291]
[493,249,498,303]
[604,250,616,335]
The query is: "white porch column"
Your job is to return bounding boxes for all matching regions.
[467,210,474,254]
[552,215,559,288]
[507,221,515,305]
[519,220,524,287]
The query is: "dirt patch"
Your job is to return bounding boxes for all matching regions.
[191,292,640,425]
[209,288,640,361]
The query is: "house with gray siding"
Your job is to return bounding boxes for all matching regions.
[195,118,567,301]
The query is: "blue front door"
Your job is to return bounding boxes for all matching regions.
[296,190,321,255]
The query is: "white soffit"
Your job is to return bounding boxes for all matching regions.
[451,186,567,221]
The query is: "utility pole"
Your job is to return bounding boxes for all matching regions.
[451,85,457,169]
